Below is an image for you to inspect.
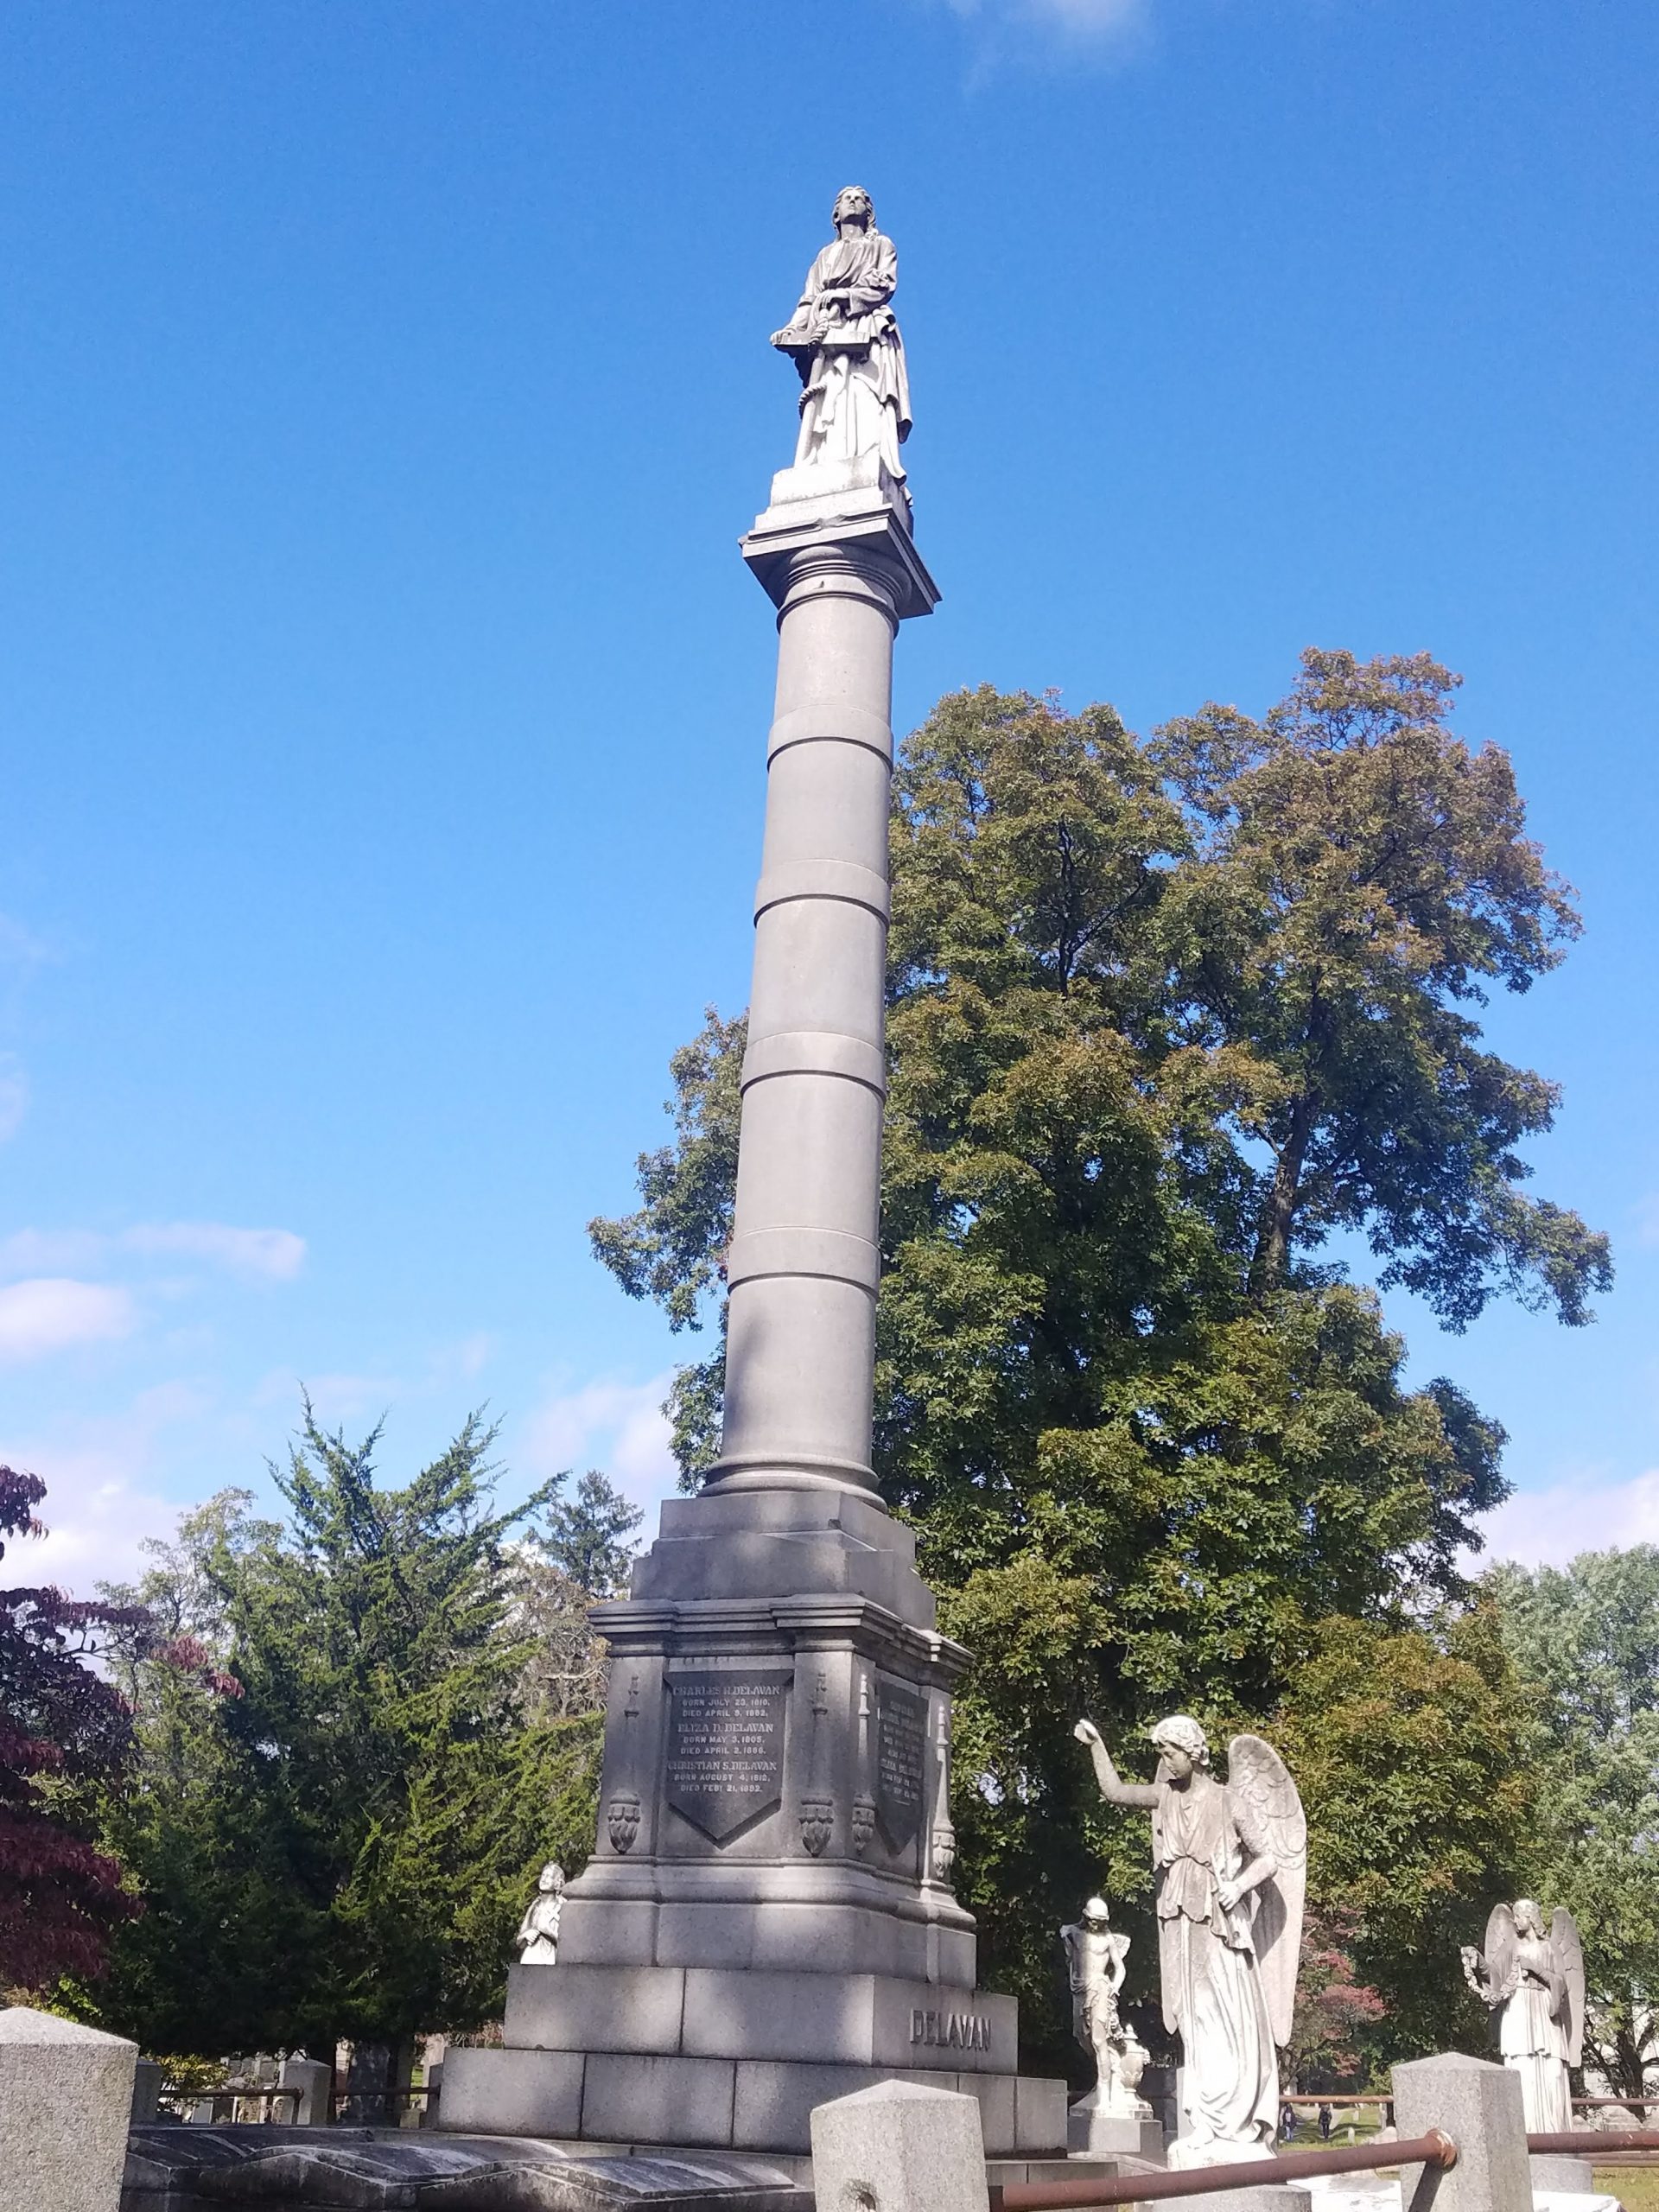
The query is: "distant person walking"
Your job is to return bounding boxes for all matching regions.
[1280,2102,1299,2142]
[1319,2103,1334,2141]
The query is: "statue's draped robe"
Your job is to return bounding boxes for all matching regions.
[518,1893,562,1964]
[1154,1776,1278,2152]
[777,229,911,481]
[1498,1936,1573,2132]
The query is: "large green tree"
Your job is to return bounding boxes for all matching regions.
[591,654,1605,2072]
[1487,1548,1659,2098]
[89,1412,601,2060]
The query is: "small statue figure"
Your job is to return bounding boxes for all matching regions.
[514,1860,565,1965]
[1075,1715,1306,2168]
[1462,1899,1584,2132]
[771,186,912,490]
[1060,1895,1153,2119]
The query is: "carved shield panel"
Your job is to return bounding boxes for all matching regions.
[874,1680,928,1853]
[664,1670,788,1845]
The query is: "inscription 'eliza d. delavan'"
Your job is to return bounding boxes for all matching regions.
[910,2006,992,2052]
[664,1671,787,1847]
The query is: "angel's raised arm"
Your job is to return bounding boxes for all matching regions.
[1074,1719,1160,1808]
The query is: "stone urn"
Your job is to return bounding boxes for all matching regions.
[607,1792,641,1854]
[798,1794,834,1858]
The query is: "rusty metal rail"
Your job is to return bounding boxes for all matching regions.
[988,2132,1458,2210]
[1528,2131,1659,2155]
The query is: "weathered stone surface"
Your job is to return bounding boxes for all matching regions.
[1160,2190,1312,2212]
[582,2055,739,2151]
[506,1964,688,2056]
[810,2082,989,2212]
[130,2057,163,2126]
[1392,2051,1531,2212]
[1016,2077,1074,2158]
[0,2003,137,2212]
[1067,2109,1166,2158]
[439,2047,585,2138]
[123,2126,806,2211]
[1529,2156,1595,2192]
[277,2054,334,2125]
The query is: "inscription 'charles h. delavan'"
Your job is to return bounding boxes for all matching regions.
[664,1670,787,1846]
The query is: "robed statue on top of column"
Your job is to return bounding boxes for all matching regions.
[771,186,912,491]
[1074,1715,1306,2168]
[1462,1899,1584,2133]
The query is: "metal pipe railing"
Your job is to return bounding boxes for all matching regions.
[1528,2131,1659,2155]
[989,2132,1458,2210]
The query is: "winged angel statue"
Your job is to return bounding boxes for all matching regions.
[1462,1900,1585,2132]
[1075,1716,1306,2166]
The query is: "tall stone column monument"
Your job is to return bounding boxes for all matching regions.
[442,188,1065,2162]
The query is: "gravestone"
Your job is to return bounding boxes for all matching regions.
[0,2005,136,2212]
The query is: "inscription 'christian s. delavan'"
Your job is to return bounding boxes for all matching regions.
[664,1670,787,1846]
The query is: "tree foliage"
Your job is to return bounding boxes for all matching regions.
[514,1469,644,1720]
[591,654,1602,2069]
[0,1466,148,1993]
[1487,1548,1659,2096]
[89,1411,601,2058]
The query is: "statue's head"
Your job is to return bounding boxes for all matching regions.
[1150,1714,1211,1779]
[1081,1896,1111,1929]
[1515,1897,1544,1936]
[833,186,874,233]
[538,1860,565,1893]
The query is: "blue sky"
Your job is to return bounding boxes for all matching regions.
[2,0,1655,1592]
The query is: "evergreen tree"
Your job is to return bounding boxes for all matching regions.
[91,1408,594,2057]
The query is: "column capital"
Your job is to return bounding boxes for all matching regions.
[741,458,939,622]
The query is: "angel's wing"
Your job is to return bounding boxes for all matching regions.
[1553,1907,1586,2068]
[1228,1733,1306,2048]
[1484,1902,1518,2006]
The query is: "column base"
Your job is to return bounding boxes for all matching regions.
[438,2046,1067,2158]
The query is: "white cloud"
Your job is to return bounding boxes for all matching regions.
[937,0,1151,43]
[518,1371,678,1516]
[124,1222,307,1281]
[1478,1469,1659,1569]
[0,1278,135,1363]
[3,1382,211,1593]
[0,1221,307,1283]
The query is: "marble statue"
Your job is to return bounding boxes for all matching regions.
[1074,1715,1306,2168]
[1462,1899,1584,2132]
[1060,1895,1153,2120]
[514,1861,565,1965]
[771,185,912,486]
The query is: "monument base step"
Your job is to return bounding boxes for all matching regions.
[439,2047,1069,2156]
[505,1962,1013,2073]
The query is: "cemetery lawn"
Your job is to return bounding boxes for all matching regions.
[1597,2171,1659,2212]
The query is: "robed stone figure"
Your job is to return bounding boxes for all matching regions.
[1075,1715,1306,2167]
[1462,1899,1584,2133]
[771,186,912,488]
